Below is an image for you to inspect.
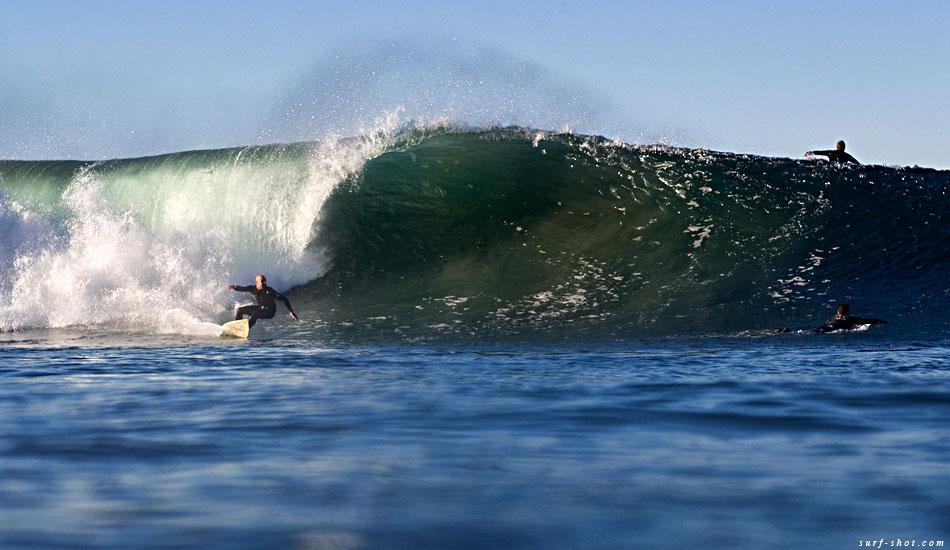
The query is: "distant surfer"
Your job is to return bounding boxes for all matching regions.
[227,274,299,328]
[814,303,884,333]
[806,140,860,164]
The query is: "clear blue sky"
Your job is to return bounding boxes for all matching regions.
[2,0,948,168]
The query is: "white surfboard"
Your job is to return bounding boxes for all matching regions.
[220,319,250,339]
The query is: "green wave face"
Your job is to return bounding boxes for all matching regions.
[307,129,950,339]
[2,127,948,339]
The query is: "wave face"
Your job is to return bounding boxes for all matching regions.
[2,126,949,339]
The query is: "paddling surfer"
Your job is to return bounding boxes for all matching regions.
[815,304,884,333]
[806,140,860,164]
[227,274,299,328]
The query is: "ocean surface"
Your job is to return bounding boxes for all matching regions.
[1,126,949,548]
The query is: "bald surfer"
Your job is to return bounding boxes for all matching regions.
[227,274,299,328]
[806,140,860,164]
[815,304,884,333]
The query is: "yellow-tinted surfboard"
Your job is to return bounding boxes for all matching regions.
[220,319,250,339]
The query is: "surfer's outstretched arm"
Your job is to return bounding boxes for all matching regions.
[806,147,860,164]
[228,285,254,292]
[278,293,300,321]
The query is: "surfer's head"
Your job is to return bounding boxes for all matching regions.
[837,303,850,316]
[836,140,846,151]
[255,274,266,289]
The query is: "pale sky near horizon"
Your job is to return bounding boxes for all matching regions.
[1,0,948,168]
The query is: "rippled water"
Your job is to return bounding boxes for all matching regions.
[1,332,948,549]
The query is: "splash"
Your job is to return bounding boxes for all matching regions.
[0,112,407,332]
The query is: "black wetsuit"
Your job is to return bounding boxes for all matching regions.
[231,284,295,328]
[809,149,860,164]
[815,313,885,333]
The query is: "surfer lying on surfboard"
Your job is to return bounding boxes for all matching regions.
[740,303,885,336]
[814,303,884,333]
[227,274,300,328]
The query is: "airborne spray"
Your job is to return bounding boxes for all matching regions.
[256,36,628,144]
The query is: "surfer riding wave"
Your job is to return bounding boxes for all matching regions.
[227,274,300,328]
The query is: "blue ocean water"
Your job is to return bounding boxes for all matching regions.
[1,333,948,549]
[2,126,949,548]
